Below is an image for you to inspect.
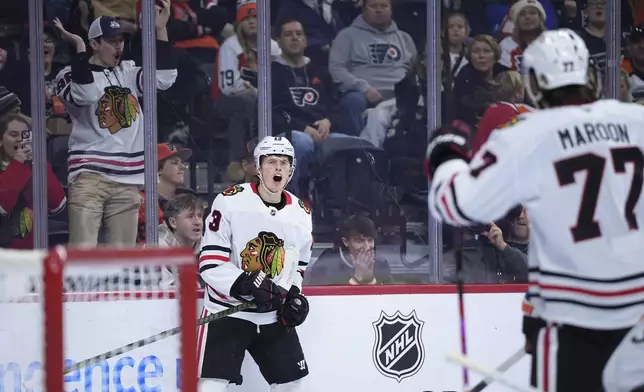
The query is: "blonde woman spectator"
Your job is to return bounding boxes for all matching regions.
[499,0,547,71]
[451,35,506,127]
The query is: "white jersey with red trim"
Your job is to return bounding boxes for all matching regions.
[198,182,312,325]
[429,99,644,330]
[55,60,177,185]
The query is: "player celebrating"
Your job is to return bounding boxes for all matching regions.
[425,29,644,392]
[198,136,312,392]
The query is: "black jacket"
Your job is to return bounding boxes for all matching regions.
[271,56,335,135]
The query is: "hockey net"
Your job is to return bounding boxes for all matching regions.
[0,246,198,392]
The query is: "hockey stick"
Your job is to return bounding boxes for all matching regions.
[446,352,542,392]
[468,347,526,392]
[454,229,470,388]
[63,301,255,374]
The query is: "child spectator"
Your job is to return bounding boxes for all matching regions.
[156,193,204,288]
[158,193,203,250]
[53,2,178,247]
[443,10,470,78]
[0,114,66,249]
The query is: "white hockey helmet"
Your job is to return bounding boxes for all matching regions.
[522,29,593,106]
[253,136,296,179]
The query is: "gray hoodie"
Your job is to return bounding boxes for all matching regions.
[329,14,416,95]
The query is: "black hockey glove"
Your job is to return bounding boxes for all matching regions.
[278,286,309,328]
[230,271,286,313]
[424,120,474,180]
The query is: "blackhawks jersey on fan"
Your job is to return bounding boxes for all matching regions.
[429,99,644,330]
[199,182,312,325]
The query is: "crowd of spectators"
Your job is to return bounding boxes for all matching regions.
[1,0,643,286]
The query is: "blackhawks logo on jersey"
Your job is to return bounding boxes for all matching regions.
[240,231,285,278]
[222,185,244,196]
[96,86,140,134]
[298,199,311,214]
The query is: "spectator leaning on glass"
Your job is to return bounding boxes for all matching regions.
[0,114,66,249]
[52,0,178,247]
[329,0,416,136]
[307,214,393,285]
[499,0,547,71]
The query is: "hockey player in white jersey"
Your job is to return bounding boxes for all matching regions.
[198,136,312,392]
[425,29,644,392]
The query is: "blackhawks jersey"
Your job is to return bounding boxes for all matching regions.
[199,182,312,325]
[429,99,644,330]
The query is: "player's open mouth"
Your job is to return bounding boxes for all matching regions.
[114,52,121,62]
[273,174,282,182]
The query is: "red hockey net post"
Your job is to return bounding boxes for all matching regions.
[43,246,198,392]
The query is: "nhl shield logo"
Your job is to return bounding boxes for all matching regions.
[372,310,425,382]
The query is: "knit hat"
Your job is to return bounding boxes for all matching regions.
[0,87,21,118]
[236,0,257,22]
[510,0,546,24]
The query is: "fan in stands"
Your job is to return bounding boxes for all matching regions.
[197,136,312,392]
[425,28,644,392]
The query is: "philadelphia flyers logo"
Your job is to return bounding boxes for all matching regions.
[222,185,244,196]
[290,87,320,107]
[368,43,402,64]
